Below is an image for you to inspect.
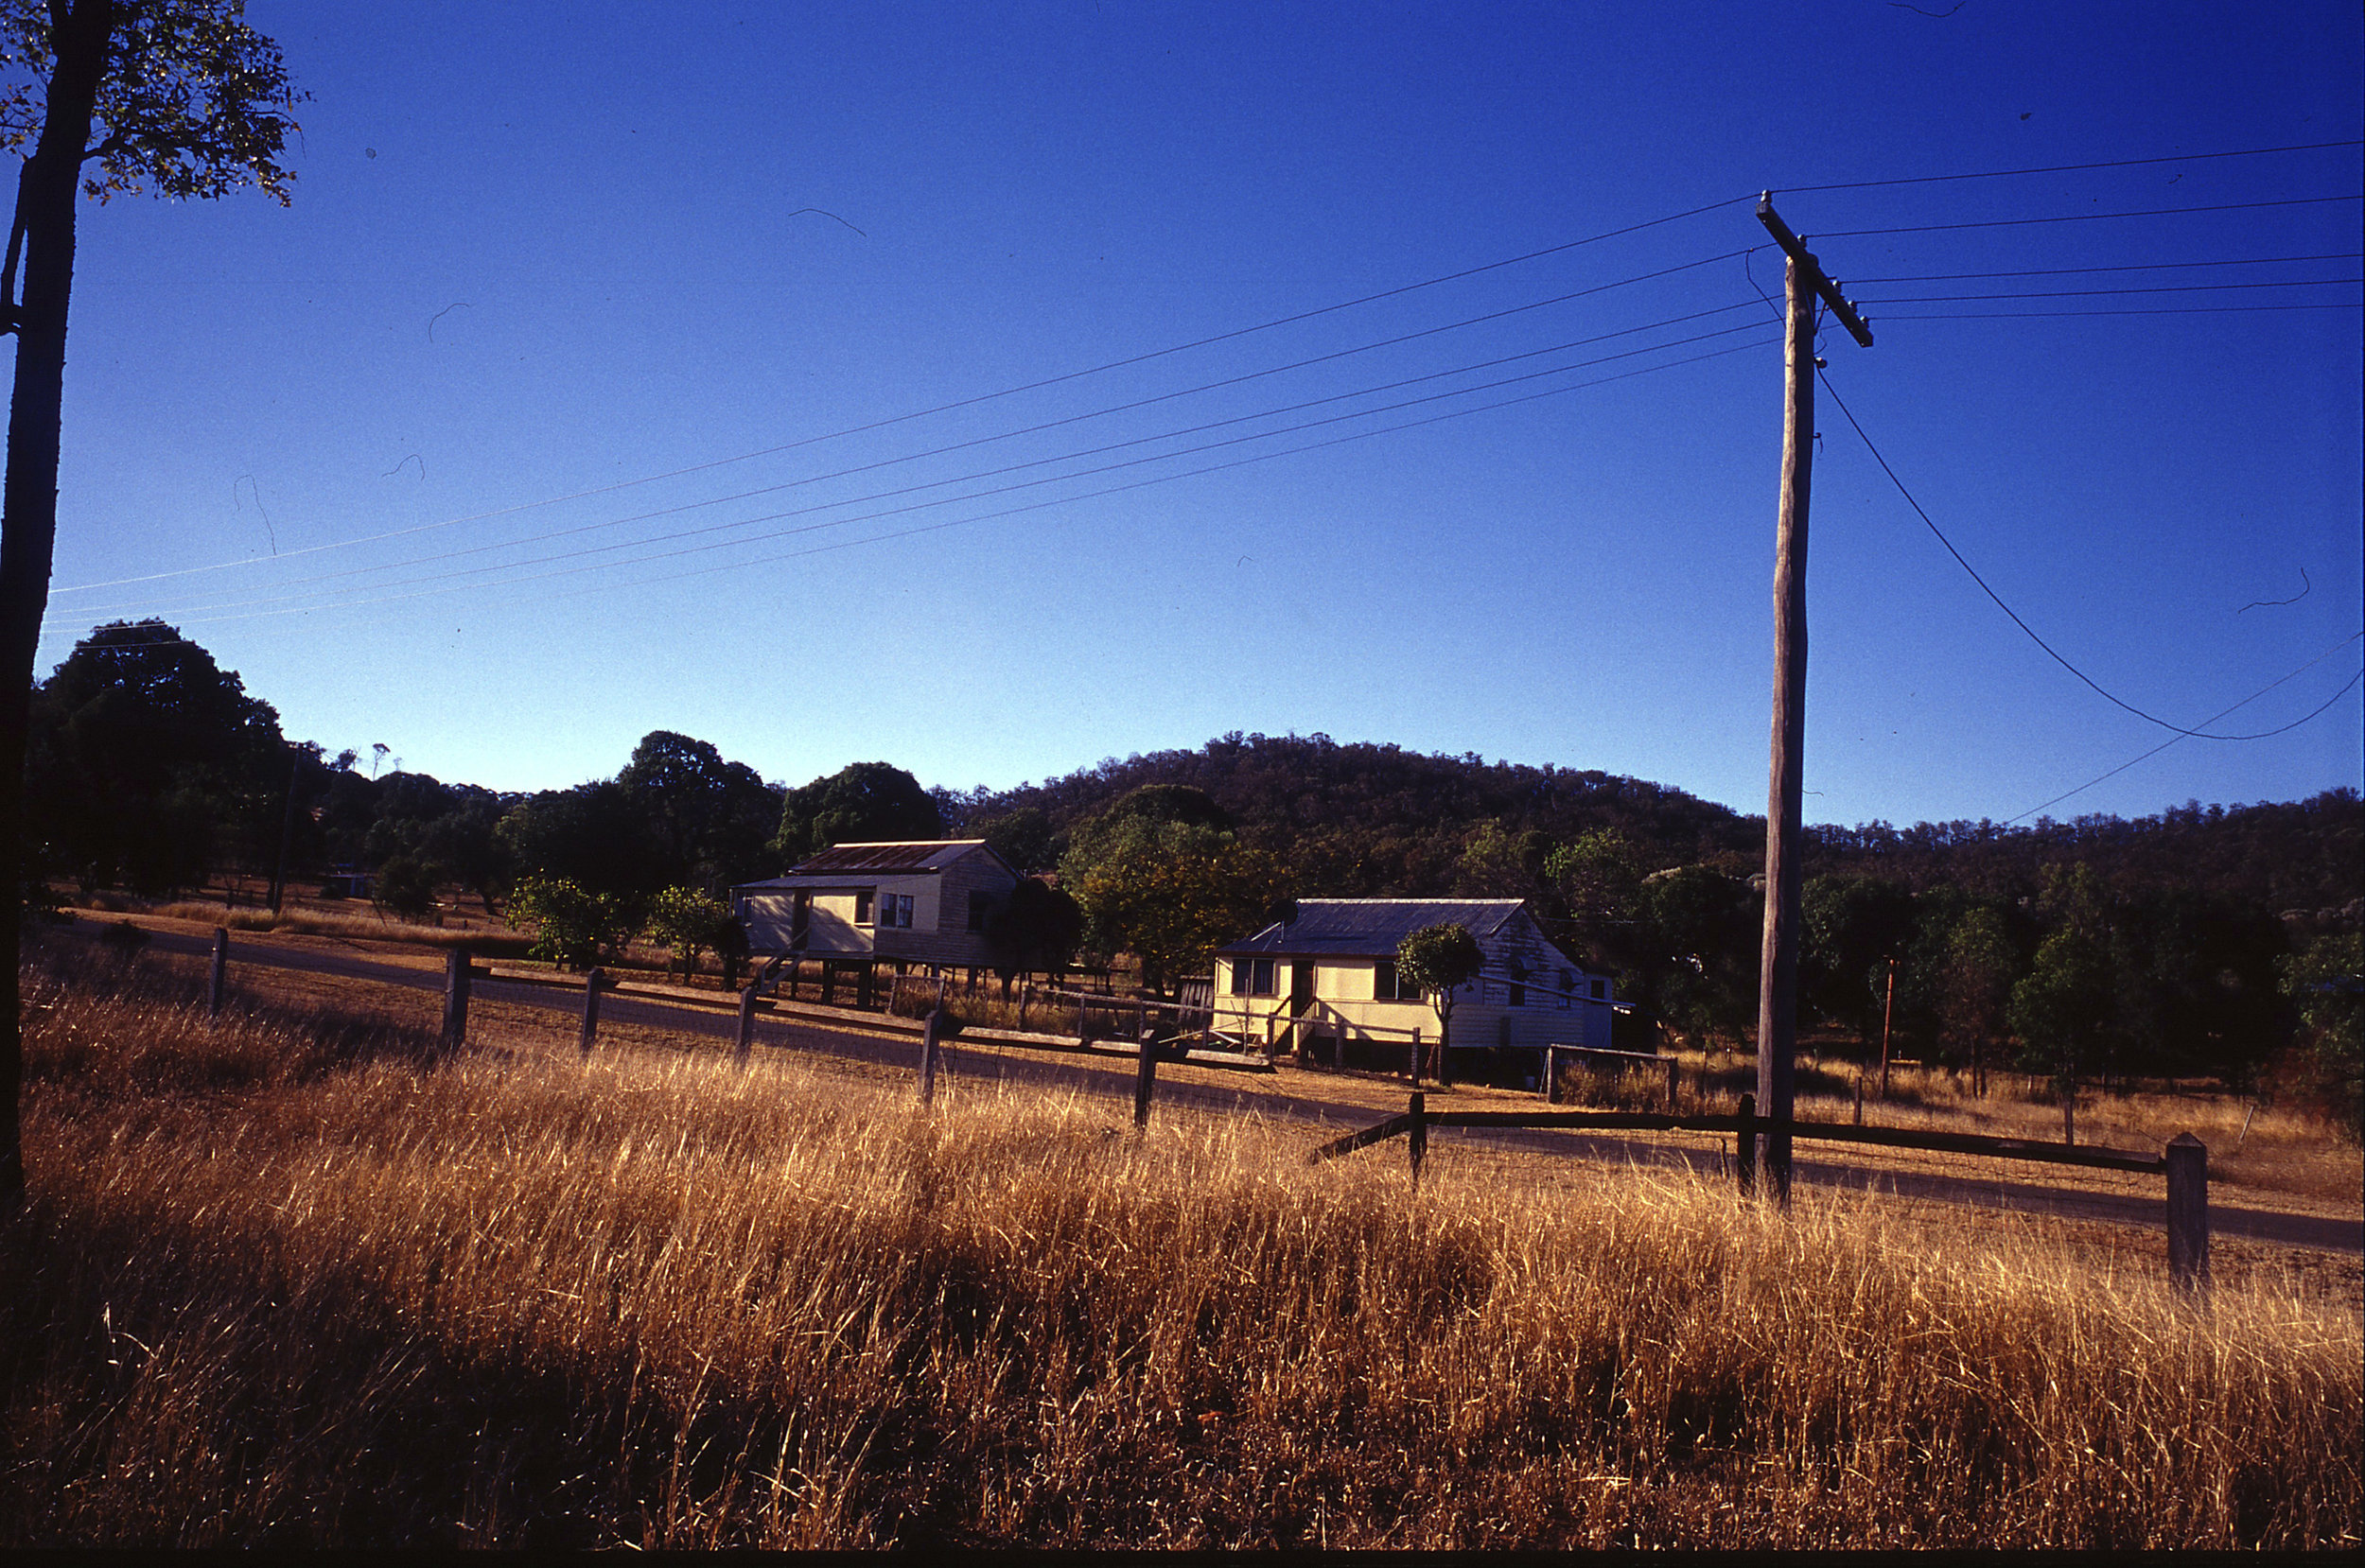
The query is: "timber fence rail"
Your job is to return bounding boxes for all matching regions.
[1310,1092,2213,1291]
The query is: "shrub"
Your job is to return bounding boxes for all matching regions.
[505,875,636,969]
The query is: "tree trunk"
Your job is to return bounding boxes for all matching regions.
[0,0,115,1213]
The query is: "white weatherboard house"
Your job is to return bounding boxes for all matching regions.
[731,840,1019,970]
[1210,898,1613,1062]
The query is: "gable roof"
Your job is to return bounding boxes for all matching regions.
[734,840,1014,890]
[1215,898,1530,958]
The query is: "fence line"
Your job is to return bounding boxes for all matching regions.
[1309,1092,2210,1290]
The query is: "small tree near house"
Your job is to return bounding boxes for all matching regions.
[645,885,735,981]
[1396,922,1482,1088]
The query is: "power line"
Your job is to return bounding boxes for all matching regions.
[1872,301,2362,320]
[48,197,1760,597]
[1852,250,2362,283]
[550,337,1783,604]
[1779,138,2365,195]
[1818,373,2352,742]
[1814,193,2362,238]
[93,318,1775,626]
[2006,636,2365,826]
[133,334,1779,634]
[1857,275,2361,304]
[53,249,1765,604]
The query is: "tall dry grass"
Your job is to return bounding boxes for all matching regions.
[4,945,2357,1548]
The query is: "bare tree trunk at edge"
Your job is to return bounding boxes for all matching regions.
[0,0,114,1214]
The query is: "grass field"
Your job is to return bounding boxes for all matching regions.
[5,939,2358,1548]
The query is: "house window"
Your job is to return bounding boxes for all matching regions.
[1507,981,1526,1008]
[968,891,992,932]
[1590,978,1607,1001]
[882,893,914,929]
[854,891,874,927]
[1229,960,1250,996]
[1374,958,1402,1001]
[1558,967,1576,1009]
[1250,958,1276,996]
[1506,956,1527,1008]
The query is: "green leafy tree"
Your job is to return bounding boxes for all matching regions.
[1799,875,1916,1040]
[617,730,780,891]
[1937,903,2017,1095]
[772,760,941,864]
[2008,866,2120,1142]
[0,0,300,1211]
[1060,810,1280,995]
[2279,929,2363,1138]
[977,805,1060,875]
[370,852,445,926]
[1456,818,1553,898]
[645,884,736,979]
[25,618,286,891]
[985,876,1085,986]
[1632,863,1759,1054]
[1396,921,1483,1086]
[507,875,637,971]
[496,780,671,927]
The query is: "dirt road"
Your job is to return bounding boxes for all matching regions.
[86,917,2365,1257]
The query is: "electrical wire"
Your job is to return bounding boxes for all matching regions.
[2006,635,2365,825]
[1856,276,2360,305]
[98,318,1776,625]
[47,198,1761,596]
[1819,373,2354,742]
[1778,138,2365,194]
[148,333,1780,633]
[1813,193,2362,237]
[52,253,1767,609]
[1872,302,2362,320]
[1851,251,2362,283]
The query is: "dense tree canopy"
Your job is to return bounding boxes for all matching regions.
[773,760,941,864]
[26,618,285,890]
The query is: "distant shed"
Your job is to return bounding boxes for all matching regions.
[732,840,1019,970]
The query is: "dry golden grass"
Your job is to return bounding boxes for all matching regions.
[4,946,2358,1548]
[67,893,537,957]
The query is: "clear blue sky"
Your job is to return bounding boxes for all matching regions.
[26,0,2363,828]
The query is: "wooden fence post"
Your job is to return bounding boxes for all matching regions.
[1852,1078,1865,1126]
[1018,984,1029,1033]
[2166,1132,2210,1290]
[579,967,607,1057]
[919,1008,944,1106]
[1132,1027,1158,1130]
[1077,995,1092,1049]
[1409,1029,1422,1086]
[208,927,228,1020]
[1539,1044,1555,1102]
[734,984,758,1067]
[1408,1090,1428,1189]
[1736,1091,1757,1198]
[1665,1055,1680,1107]
[858,963,875,1010]
[441,946,471,1051]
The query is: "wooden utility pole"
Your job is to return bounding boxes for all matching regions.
[1878,954,1897,1099]
[1752,195,1873,1206]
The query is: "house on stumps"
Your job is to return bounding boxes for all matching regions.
[1209,897,1613,1077]
[731,840,1020,1001]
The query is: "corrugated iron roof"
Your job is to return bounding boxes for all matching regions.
[732,841,1003,890]
[1214,898,1527,956]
